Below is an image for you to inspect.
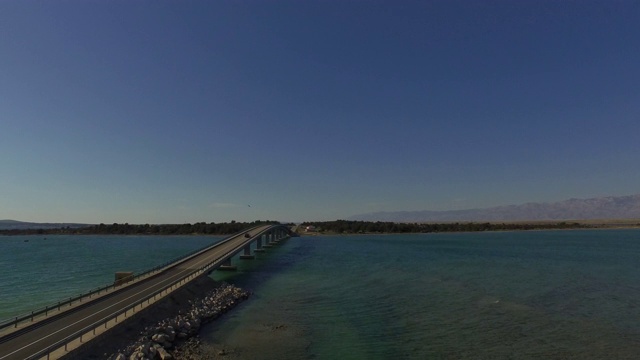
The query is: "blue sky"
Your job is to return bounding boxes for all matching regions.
[1,1,639,224]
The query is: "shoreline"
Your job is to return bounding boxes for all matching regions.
[4,223,639,237]
[300,223,640,236]
[2,218,639,237]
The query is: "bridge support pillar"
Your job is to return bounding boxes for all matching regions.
[218,257,237,271]
[263,232,274,247]
[240,244,255,259]
[255,236,265,252]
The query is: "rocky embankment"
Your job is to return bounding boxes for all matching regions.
[61,276,249,360]
[107,283,249,360]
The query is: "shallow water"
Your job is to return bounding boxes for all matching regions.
[204,230,640,359]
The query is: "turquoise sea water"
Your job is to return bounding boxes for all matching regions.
[2,230,640,359]
[0,235,220,320]
[205,230,640,359]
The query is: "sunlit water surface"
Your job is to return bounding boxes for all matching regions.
[206,230,640,359]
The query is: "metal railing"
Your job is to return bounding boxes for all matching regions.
[27,254,226,360]
[0,227,264,332]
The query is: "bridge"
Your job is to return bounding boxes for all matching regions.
[0,224,292,360]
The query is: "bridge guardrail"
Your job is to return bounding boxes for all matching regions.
[0,228,262,332]
[24,225,281,360]
[27,255,218,360]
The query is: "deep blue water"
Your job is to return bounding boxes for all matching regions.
[2,230,640,359]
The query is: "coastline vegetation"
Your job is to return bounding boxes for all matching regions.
[300,220,593,234]
[0,220,280,236]
[3,219,636,236]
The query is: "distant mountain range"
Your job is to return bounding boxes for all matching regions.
[0,220,91,230]
[349,194,640,223]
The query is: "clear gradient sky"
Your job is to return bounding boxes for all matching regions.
[1,1,639,224]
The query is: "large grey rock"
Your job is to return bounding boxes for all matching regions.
[108,283,250,360]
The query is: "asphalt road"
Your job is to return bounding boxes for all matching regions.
[0,224,279,360]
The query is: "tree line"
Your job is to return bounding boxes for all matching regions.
[300,220,590,234]
[0,220,281,236]
[1,219,592,236]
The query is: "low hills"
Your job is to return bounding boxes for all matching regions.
[349,194,640,223]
